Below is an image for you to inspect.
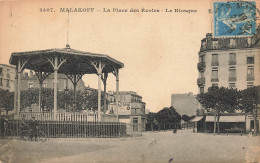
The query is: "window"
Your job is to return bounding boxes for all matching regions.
[229,68,236,81]
[229,83,236,89]
[247,66,254,81]
[0,67,2,76]
[199,56,204,62]
[201,41,206,50]
[212,54,218,62]
[211,69,218,82]
[211,54,219,66]
[212,41,219,49]
[230,39,236,47]
[28,82,34,89]
[212,83,218,87]
[6,69,10,78]
[199,87,204,94]
[133,118,138,132]
[6,79,10,87]
[200,71,204,78]
[0,78,2,86]
[131,108,140,114]
[247,56,254,64]
[229,53,236,65]
[248,37,252,46]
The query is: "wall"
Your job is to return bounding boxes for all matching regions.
[171,93,197,116]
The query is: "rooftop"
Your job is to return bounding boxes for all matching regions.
[9,47,124,74]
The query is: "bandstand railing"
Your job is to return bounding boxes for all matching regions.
[19,112,112,122]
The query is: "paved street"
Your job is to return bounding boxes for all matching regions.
[0,129,259,163]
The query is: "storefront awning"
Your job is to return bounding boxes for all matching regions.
[191,116,204,122]
[205,116,245,122]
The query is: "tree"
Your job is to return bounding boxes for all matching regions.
[156,106,181,131]
[84,90,108,113]
[146,112,157,131]
[197,86,239,134]
[20,88,39,109]
[238,86,260,136]
[0,89,14,115]
[182,115,195,122]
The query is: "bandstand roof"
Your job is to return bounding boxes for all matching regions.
[9,47,124,74]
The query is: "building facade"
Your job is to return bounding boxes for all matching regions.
[195,26,260,133]
[0,64,16,92]
[171,92,198,116]
[108,91,146,133]
[197,28,260,93]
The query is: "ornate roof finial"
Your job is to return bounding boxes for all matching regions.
[66,44,70,49]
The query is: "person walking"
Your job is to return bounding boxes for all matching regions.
[0,116,8,138]
[29,117,38,141]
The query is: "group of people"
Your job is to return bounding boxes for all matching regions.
[0,115,39,141]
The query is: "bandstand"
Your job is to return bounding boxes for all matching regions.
[9,45,124,122]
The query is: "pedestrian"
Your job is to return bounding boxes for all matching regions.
[0,116,8,138]
[173,125,177,134]
[29,117,38,141]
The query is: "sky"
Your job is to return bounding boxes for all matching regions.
[0,0,214,112]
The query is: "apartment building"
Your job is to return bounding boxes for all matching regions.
[108,91,146,133]
[197,27,260,93]
[195,26,260,133]
[0,64,16,92]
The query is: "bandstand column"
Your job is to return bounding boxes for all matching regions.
[16,58,27,118]
[53,56,58,120]
[14,67,18,115]
[98,60,102,122]
[73,75,77,105]
[102,73,108,114]
[115,69,119,120]
[17,60,21,116]
[39,82,42,112]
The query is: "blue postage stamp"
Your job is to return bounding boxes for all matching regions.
[214,1,256,37]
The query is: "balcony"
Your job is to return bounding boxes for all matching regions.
[200,46,206,51]
[211,78,219,82]
[247,76,255,81]
[228,77,237,81]
[197,62,206,71]
[212,45,219,49]
[197,77,205,85]
[229,61,236,65]
[211,61,219,66]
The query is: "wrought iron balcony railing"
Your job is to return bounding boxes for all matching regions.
[211,78,219,82]
[197,77,205,85]
[211,61,219,66]
[229,61,236,65]
[197,62,206,71]
[247,76,255,81]
[228,77,237,81]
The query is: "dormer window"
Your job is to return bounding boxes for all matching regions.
[230,39,236,47]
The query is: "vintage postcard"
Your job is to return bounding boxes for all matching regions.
[0,0,259,163]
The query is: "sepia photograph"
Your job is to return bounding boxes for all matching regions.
[0,0,259,162]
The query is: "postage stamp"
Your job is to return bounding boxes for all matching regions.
[213,1,256,37]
